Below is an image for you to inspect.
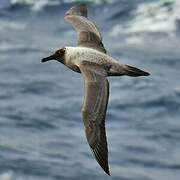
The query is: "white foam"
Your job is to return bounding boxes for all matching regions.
[110,0,180,37]
[0,171,13,180]
[10,0,116,11]
[11,0,60,11]
[0,20,26,31]
[63,0,116,4]
[125,36,143,45]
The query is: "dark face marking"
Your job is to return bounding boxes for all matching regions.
[54,48,66,64]
[41,48,66,64]
[55,48,65,56]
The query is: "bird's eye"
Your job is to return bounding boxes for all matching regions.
[56,50,62,55]
[56,48,65,55]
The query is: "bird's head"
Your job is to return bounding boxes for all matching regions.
[41,48,66,64]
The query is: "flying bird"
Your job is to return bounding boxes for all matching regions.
[41,4,150,175]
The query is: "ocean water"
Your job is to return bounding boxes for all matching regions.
[0,0,180,179]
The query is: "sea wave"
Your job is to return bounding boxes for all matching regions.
[9,0,116,11]
[110,0,180,37]
[0,171,13,180]
[0,19,26,31]
[10,0,60,11]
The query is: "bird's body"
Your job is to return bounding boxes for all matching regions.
[41,4,150,176]
[65,46,118,73]
[64,46,147,77]
[65,46,110,67]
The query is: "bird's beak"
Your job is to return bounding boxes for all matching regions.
[41,54,56,63]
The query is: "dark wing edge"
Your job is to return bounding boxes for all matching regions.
[78,31,107,54]
[79,61,110,175]
[64,4,107,54]
[90,80,110,175]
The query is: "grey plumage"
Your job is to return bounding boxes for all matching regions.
[80,61,110,175]
[65,4,106,53]
[41,3,150,176]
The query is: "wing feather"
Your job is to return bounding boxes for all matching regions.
[64,4,106,54]
[79,61,110,175]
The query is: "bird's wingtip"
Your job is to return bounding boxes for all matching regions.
[106,169,111,176]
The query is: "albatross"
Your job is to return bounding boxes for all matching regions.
[41,4,150,175]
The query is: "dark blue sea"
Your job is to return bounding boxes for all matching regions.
[0,0,180,179]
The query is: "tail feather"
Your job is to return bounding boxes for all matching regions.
[125,65,150,77]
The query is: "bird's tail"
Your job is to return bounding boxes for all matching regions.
[124,65,150,77]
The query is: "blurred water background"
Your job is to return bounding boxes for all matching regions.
[0,0,180,179]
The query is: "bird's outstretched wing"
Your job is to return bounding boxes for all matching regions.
[64,4,107,54]
[79,61,110,175]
